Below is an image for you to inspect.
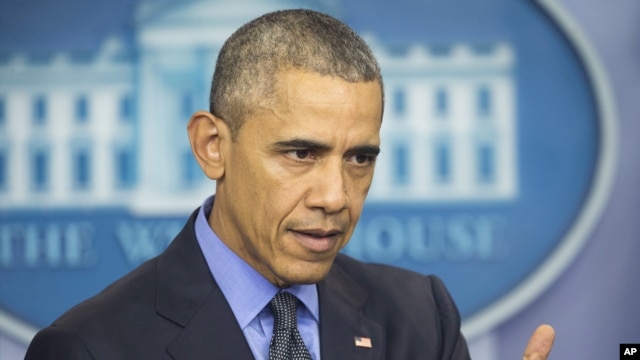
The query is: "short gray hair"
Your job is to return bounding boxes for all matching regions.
[209,9,383,137]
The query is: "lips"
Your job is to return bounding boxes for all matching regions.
[290,228,343,253]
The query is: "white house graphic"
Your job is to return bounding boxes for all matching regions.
[0,0,517,213]
[366,37,517,202]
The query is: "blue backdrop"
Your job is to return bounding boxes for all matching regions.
[0,1,638,359]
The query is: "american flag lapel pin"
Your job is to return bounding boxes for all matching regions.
[354,336,372,348]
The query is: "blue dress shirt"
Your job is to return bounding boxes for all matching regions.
[194,196,320,359]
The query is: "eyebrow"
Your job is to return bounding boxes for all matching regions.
[274,139,331,152]
[273,139,380,156]
[348,144,380,156]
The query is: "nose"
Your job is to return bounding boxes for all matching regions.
[305,161,350,214]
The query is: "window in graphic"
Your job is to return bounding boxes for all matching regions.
[181,91,193,120]
[435,88,448,118]
[393,143,410,185]
[31,148,49,191]
[431,45,452,56]
[393,88,406,117]
[477,85,492,118]
[182,149,201,186]
[0,149,7,191]
[75,96,89,124]
[72,148,91,190]
[0,96,5,126]
[119,94,135,123]
[115,148,136,189]
[33,96,47,125]
[435,138,451,183]
[477,142,496,184]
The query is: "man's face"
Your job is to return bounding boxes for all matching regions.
[211,69,382,287]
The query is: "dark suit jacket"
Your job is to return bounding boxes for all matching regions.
[25,210,470,359]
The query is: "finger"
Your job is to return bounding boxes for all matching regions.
[524,355,542,360]
[523,324,555,360]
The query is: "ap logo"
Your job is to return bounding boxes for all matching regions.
[0,0,615,343]
[621,344,640,359]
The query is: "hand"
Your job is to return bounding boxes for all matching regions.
[523,324,555,360]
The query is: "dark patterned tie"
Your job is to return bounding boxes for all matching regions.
[269,291,313,360]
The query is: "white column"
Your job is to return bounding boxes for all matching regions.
[91,89,118,203]
[48,90,72,203]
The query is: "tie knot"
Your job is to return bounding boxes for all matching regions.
[269,291,299,330]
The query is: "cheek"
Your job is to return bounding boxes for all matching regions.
[252,165,306,226]
[260,161,309,200]
[343,175,373,222]
[348,171,375,199]
[262,185,305,226]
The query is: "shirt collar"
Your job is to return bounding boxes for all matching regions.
[194,195,319,329]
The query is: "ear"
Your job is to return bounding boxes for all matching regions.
[187,111,230,180]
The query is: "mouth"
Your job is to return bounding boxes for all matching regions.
[289,228,343,253]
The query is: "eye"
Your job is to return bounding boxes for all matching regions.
[285,149,314,161]
[347,154,375,166]
[294,149,311,159]
[354,154,369,164]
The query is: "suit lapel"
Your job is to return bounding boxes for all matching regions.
[154,210,254,359]
[165,286,254,359]
[318,260,385,360]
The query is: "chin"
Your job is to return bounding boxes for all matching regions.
[278,262,333,286]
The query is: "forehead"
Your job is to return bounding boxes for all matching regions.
[273,68,383,107]
[239,70,382,148]
[273,69,382,118]
[239,69,382,145]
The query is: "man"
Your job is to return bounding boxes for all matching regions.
[25,9,554,359]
